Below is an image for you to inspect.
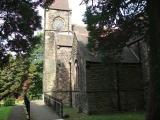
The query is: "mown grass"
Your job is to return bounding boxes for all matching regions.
[64,107,145,120]
[0,106,12,120]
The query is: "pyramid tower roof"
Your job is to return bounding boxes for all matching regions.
[50,0,70,11]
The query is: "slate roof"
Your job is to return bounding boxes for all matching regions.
[73,25,141,63]
[50,0,70,11]
[120,46,140,63]
[57,33,73,47]
[73,25,100,62]
[120,36,143,63]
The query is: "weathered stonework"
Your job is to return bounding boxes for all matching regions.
[43,1,73,104]
[43,31,56,95]
[54,46,72,104]
[43,0,146,115]
[45,9,71,31]
[70,26,145,114]
[71,36,88,112]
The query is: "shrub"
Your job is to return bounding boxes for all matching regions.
[4,98,15,106]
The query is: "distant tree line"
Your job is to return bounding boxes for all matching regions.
[0,34,43,100]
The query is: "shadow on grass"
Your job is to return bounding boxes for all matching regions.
[64,106,145,120]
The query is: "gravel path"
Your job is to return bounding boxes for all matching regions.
[30,100,60,120]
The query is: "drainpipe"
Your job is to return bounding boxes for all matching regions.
[69,61,72,107]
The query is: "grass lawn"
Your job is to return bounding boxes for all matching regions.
[64,107,145,120]
[0,106,12,120]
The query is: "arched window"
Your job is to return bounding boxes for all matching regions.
[74,61,78,89]
[52,17,65,31]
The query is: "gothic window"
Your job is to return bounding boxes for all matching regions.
[53,17,65,31]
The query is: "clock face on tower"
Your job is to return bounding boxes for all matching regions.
[53,17,65,31]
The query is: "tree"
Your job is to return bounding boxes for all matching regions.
[28,34,43,97]
[146,0,160,119]
[0,56,29,100]
[83,0,147,63]
[0,34,43,100]
[0,0,42,64]
[0,0,53,99]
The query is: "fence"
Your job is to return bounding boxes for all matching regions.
[44,94,63,118]
[24,95,30,120]
[30,94,42,100]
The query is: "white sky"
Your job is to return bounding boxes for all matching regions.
[69,0,86,25]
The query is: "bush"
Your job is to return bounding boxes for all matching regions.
[4,98,15,106]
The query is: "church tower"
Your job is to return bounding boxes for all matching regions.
[45,0,71,32]
[43,0,73,104]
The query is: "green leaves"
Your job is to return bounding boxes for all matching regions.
[0,33,43,100]
[0,0,42,63]
[27,34,43,97]
[0,57,28,100]
[84,0,147,63]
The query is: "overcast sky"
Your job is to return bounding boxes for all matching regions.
[69,0,86,25]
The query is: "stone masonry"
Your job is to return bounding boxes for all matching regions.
[43,0,145,114]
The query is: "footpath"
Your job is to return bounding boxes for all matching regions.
[30,100,60,120]
[8,106,26,120]
[8,100,61,120]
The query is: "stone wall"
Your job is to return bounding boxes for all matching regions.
[45,9,71,31]
[86,63,145,114]
[71,35,88,113]
[54,46,72,104]
[70,32,145,114]
[44,8,146,113]
[44,6,73,103]
[117,64,144,111]
[43,7,71,96]
[43,31,56,95]
[86,63,117,114]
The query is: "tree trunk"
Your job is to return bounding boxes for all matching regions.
[146,0,160,120]
[116,64,121,111]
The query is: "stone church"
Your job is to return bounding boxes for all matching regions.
[43,0,145,114]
